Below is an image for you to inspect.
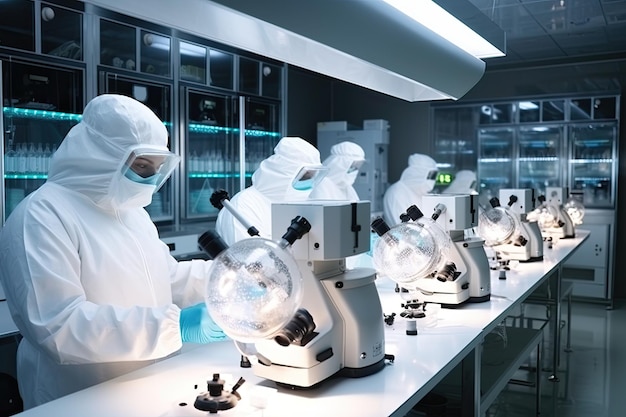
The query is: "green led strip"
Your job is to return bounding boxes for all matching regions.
[188,172,253,179]
[188,123,280,138]
[4,174,48,180]
[3,107,82,122]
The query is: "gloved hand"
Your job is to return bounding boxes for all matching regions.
[179,303,228,344]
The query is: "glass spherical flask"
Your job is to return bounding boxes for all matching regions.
[204,238,303,343]
[536,205,559,229]
[477,207,519,246]
[372,222,447,288]
[564,198,585,225]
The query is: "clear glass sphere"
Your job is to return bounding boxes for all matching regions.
[477,207,517,246]
[372,222,446,287]
[564,198,585,225]
[537,205,559,229]
[205,238,302,343]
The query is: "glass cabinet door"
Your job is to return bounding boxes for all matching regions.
[184,89,236,219]
[99,71,174,221]
[239,97,281,190]
[569,123,617,208]
[477,127,514,208]
[2,59,83,222]
[517,125,563,197]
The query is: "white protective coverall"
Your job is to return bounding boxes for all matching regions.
[442,170,478,195]
[383,153,438,226]
[309,141,365,201]
[215,136,322,245]
[0,94,212,408]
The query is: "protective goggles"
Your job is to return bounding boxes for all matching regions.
[347,159,365,174]
[291,165,328,191]
[426,170,438,180]
[121,147,181,191]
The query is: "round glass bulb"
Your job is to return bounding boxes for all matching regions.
[372,222,446,288]
[477,207,518,246]
[205,238,302,343]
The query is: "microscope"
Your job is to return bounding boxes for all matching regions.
[371,194,490,307]
[201,200,388,389]
[478,189,543,263]
[499,189,543,261]
[420,194,491,304]
[529,187,576,240]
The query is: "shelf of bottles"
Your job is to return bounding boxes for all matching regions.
[3,108,82,219]
[186,124,279,179]
[517,125,564,197]
[3,107,82,180]
[185,126,280,217]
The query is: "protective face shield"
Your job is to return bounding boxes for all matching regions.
[120,147,181,192]
[426,169,438,181]
[291,165,328,191]
[347,159,365,174]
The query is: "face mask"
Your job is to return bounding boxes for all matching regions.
[124,168,160,185]
[292,178,315,191]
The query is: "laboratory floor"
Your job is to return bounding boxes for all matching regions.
[486,299,626,417]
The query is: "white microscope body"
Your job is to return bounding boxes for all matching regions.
[417,194,491,305]
[535,187,576,240]
[497,188,544,262]
[250,201,386,388]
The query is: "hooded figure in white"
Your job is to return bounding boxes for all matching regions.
[383,153,438,225]
[442,170,477,195]
[215,136,323,245]
[0,94,223,409]
[309,141,365,201]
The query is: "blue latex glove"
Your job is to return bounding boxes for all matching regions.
[179,303,227,344]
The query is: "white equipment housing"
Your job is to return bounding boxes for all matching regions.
[418,194,491,305]
[249,201,386,388]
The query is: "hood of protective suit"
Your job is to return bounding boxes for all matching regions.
[324,141,365,189]
[399,153,438,195]
[252,136,321,201]
[444,170,477,194]
[47,94,172,210]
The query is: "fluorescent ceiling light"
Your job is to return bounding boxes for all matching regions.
[519,101,539,110]
[382,0,505,59]
[84,0,505,102]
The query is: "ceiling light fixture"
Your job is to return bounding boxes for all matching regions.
[84,0,505,102]
[382,0,505,58]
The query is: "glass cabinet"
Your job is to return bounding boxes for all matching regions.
[438,96,620,211]
[2,58,83,222]
[1,4,285,228]
[517,125,564,196]
[477,127,514,207]
[182,89,281,221]
[568,123,617,208]
[184,89,236,219]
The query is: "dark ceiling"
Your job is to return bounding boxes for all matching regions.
[468,0,626,69]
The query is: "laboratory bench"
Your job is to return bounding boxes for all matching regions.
[8,231,589,417]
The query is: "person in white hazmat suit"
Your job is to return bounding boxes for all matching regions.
[308,141,365,201]
[383,153,438,226]
[442,170,477,195]
[0,94,225,409]
[308,141,373,268]
[215,136,326,245]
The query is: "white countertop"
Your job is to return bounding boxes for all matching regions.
[12,231,589,417]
